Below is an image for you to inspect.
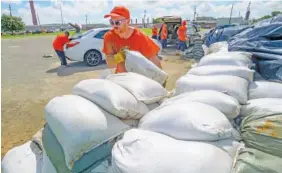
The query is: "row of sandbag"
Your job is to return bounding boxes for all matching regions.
[232,86,282,173]
[107,53,256,172]
[172,50,282,173]
[1,72,169,173]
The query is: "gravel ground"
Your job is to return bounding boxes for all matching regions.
[1,36,195,157]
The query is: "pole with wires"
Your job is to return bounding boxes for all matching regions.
[229,4,234,24]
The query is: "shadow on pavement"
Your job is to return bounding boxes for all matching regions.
[46,61,107,76]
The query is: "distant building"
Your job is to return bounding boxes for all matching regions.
[194,16,217,29]
[196,16,216,21]
[216,17,248,26]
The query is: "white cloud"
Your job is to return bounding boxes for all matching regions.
[14,0,282,25]
[2,0,22,5]
[17,0,109,25]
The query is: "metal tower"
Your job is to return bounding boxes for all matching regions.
[245,1,251,21]
[29,0,38,25]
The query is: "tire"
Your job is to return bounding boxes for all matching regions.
[84,49,102,67]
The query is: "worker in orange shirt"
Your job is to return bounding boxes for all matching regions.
[152,25,158,39]
[177,20,187,53]
[53,31,70,67]
[102,6,162,74]
[160,21,168,49]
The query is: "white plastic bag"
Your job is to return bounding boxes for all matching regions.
[139,102,234,141]
[175,74,249,104]
[124,50,168,84]
[106,72,167,104]
[1,141,43,173]
[111,129,233,173]
[147,103,160,111]
[42,151,56,173]
[188,65,254,82]
[72,79,149,119]
[197,52,253,68]
[162,90,240,119]
[240,98,282,117]
[99,69,114,79]
[45,95,130,170]
[248,81,282,100]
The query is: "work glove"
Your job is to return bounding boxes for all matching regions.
[113,47,127,64]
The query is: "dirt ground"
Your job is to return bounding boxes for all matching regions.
[1,38,195,157]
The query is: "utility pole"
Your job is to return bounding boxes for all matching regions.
[229,4,234,24]
[193,6,197,21]
[143,10,146,28]
[86,14,88,28]
[59,4,64,29]
[8,4,12,16]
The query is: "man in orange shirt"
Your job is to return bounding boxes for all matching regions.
[102,6,162,74]
[152,25,158,39]
[160,21,168,49]
[177,20,187,52]
[53,31,70,66]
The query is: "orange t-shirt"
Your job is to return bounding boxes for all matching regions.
[152,28,158,36]
[177,25,187,41]
[53,34,70,51]
[102,28,160,73]
[161,25,168,40]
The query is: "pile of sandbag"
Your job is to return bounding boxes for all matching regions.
[206,41,229,55]
[231,80,282,173]
[2,72,168,173]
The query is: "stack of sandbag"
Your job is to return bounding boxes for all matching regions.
[110,129,239,173]
[43,95,130,173]
[124,50,168,85]
[1,141,43,173]
[175,52,255,104]
[232,81,282,173]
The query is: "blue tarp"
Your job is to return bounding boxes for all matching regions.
[204,25,252,47]
[204,15,282,81]
[228,15,282,81]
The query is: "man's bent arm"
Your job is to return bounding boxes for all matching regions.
[150,55,162,69]
[106,55,116,69]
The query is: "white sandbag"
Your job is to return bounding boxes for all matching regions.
[248,81,282,100]
[147,103,160,111]
[197,52,253,68]
[240,98,282,117]
[209,41,229,54]
[124,50,168,84]
[106,72,167,104]
[188,65,254,81]
[162,90,240,119]
[45,95,130,170]
[139,102,234,141]
[2,141,43,173]
[111,129,233,173]
[175,74,249,104]
[99,69,114,79]
[72,79,149,119]
[42,151,56,173]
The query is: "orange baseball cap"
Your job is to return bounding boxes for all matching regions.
[104,6,130,19]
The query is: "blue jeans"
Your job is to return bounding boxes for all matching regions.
[178,41,187,51]
[55,50,67,66]
[161,39,167,48]
[152,35,157,39]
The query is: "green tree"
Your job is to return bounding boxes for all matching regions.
[271,11,282,16]
[1,14,25,33]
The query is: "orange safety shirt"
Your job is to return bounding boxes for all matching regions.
[53,34,70,51]
[102,28,160,73]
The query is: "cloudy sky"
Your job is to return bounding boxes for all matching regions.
[1,0,282,25]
